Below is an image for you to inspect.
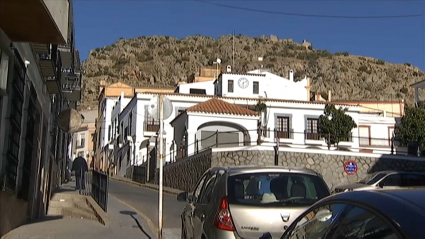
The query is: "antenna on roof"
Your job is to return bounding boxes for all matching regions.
[258,57,263,73]
[232,31,235,69]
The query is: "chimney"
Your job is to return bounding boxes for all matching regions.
[289,70,294,81]
[306,77,311,101]
[227,65,232,72]
[99,80,106,92]
[315,93,321,101]
[328,90,332,102]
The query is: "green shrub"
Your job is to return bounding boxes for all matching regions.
[376,59,385,65]
[400,87,409,94]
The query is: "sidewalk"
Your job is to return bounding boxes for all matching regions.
[2,189,155,239]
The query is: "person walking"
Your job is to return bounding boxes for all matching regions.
[71,153,88,194]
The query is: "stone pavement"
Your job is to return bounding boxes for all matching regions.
[2,192,156,239]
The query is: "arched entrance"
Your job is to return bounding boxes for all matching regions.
[196,121,251,149]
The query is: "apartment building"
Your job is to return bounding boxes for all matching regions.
[0,0,81,236]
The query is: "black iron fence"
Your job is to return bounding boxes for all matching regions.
[132,166,146,184]
[126,165,147,184]
[82,170,109,212]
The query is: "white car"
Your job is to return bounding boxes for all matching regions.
[334,170,425,193]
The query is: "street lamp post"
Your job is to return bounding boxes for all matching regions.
[213,58,221,79]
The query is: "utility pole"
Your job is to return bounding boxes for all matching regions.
[232,30,235,69]
[158,94,164,239]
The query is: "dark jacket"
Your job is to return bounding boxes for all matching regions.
[71,156,88,174]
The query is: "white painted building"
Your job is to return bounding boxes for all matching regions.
[109,93,131,175]
[96,96,118,170]
[175,80,215,95]
[108,93,361,169]
[100,68,402,175]
[357,114,396,154]
[215,70,310,101]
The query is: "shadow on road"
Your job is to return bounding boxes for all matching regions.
[120,210,152,239]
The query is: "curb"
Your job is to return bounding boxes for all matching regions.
[110,177,183,196]
[86,196,111,227]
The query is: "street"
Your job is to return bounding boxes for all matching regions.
[108,179,186,236]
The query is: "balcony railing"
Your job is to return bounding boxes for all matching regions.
[144,119,160,132]
[274,128,293,139]
[305,132,321,140]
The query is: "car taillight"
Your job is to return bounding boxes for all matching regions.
[214,196,235,231]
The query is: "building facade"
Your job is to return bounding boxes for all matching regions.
[0,1,81,236]
[69,110,97,167]
[95,68,403,178]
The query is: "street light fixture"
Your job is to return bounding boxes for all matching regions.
[213,58,221,79]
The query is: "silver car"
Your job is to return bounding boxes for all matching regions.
[334,170,425,193]
[177,166,331,239]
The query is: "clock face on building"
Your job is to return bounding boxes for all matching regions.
[238,77,249,89]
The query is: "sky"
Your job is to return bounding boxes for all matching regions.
[74,0,425,70]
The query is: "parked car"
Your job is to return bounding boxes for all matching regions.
[275,189,425,239]
[177,166,331,239]
[334,170,425,193]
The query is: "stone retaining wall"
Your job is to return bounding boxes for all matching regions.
[212,150,425,190]
[155,148,425,191]
[154,149,212,192]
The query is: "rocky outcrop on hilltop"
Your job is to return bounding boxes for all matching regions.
[80,34,424,110]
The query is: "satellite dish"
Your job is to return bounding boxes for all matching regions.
[148,95,173,120]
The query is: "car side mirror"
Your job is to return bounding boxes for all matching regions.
[378,182,384,188]
[177,192,188,202]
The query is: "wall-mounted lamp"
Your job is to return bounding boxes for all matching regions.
[24,60,30,68]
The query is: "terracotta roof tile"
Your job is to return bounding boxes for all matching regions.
[187,98,258,116]
[135,92,360,107]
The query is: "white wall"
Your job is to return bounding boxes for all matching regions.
[260,104,360,149]
[217,71,309,101]
[178,80,215,95]
[110,96,131,142]
[100,98,117,147]
[358,114,395,147]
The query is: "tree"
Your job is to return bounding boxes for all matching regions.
[394,107,425,147]
[319,104,357,149]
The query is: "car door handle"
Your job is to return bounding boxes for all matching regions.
[200,214,206,222]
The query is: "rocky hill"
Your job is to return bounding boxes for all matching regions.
[80,34,424,110]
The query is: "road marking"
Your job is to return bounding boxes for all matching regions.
[108,194,158,235]
[110,177,180,196]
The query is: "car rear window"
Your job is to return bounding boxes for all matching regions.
[227,172,330,207]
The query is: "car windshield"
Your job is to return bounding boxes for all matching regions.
[358,173,387,185]
[227,172,330,207]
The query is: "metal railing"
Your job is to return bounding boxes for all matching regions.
[82,170,109,212]
[144,119,160,132]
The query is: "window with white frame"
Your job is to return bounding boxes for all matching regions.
[77,132,85,148]
[228,80,234,93]
[359,126,370,146]
[253,81,259,94]
[306,118,320,140]
[276,116,290,138]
